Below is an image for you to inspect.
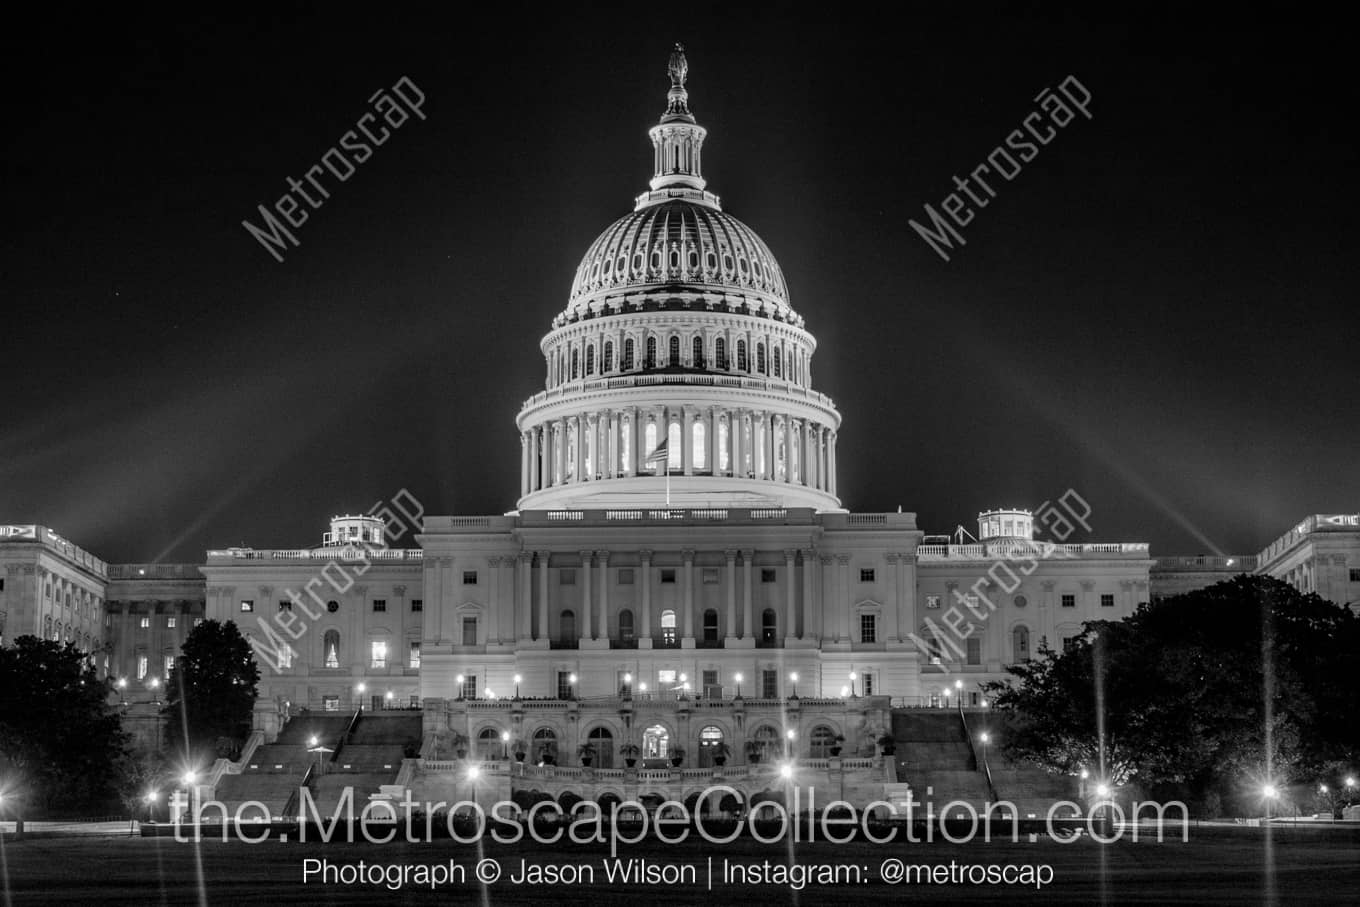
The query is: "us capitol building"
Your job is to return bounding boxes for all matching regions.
[3,49,1356,809]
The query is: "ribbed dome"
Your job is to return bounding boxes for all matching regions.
[567,200,790,316]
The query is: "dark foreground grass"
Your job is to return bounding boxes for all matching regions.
[2,825,1357,905]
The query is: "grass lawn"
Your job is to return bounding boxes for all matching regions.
[2,825,1357,904]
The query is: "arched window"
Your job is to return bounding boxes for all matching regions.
[717,418,729,472]
[643,724,669,759]
[585,345,595,375]
[1013,625,1030,663]
[809,725,837,758]
[620,418,632,474]
[702,609,719,642]
[698,725,725,768]
[533,727,558,764]
[756,342,766,374]
[751,725,780,762]
[323,629,340,669]
[715,337,727,369]
[772,344,782,377]
[737,339,748,371]
[667,420,681,470]
[668,335,680,366]
[603,341,614,373]
[761,608,778,644]
[571,348,580,380]
[623,338,635,371]
[692,336,705,368]
[661,609,677,647]
[477,727,502,760]
[559,609,576,646]
[645,336,657,369]
[588,726,614,768]
[692,419,706,470]
[618,608,634,642]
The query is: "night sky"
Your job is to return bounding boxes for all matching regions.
[3,7,1356,564]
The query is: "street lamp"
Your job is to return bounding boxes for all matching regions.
[501,731,511,760]
[779,762,793,779]
[839,685,849,698]
[568,673,578,700]
[638,682,647,698]
[513,674,522,699]
[789,672,798,698]
[849,671,857,697]
[1263,784,1278,820]
[734,672,743,699]
[785,728,795,757]
[1095,783,1111,799]
[144,790,159,824]
[455,674,465,700]
[307,737,332,777]
[623,672,632,698]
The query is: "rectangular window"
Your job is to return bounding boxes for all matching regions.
[240,600,254,613]
[323,695,339,711]
[966,636,982,665]
[925,594,941,609]
[702,669,718,698]
[167,617,177,628]
[1350,568,1360,582]
[862,672,875,696]
[370,640,387,669]
[557,671,573,700]
[164,655,176,675]
[860,613,877,643]
[658,669,676,684]
[463,571,478,585]
[618,568,634,584]
[1061,594,1076,608]
[412,599,423,612]
[859,568,876,583]
[702,568,720,584]
[761,568,776,583]
[373,599,387,612]
[462,617,477,646]
[278,600,292,613]
[139,617,150,629]
[1100,594,1115,608]
[660,569,676,584]
[0,578,4,591]
[1063,637,1078,653]
[461,675,477,700]
[560,569,576,585]
[762,669,778,700]
[408,641,421,668]
[137,655,148,679]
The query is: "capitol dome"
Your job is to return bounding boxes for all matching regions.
[516,45,842,513]
[564,200,796,325]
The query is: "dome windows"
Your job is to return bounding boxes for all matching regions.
[645,337,657,369]
[623,338,635,371]
[668,336,680,367]
[603,341,614,373]
[737,340,748,372]
[716,337,728,370]
[586,345,596,376]
[692,336,705,369]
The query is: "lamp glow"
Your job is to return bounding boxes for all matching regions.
[1095,783,1111,798]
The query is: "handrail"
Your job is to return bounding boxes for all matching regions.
[957,698,998,803]
[283,764,316,819]
[332,708,362,764]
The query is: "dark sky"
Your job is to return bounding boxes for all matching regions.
[3,6,1356,564]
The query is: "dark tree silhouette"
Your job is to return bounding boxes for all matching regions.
[163,619,260,766]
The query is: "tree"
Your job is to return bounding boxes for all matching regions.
[0,636,129,811]
[985,576,1360,808]
[163,620,259,765]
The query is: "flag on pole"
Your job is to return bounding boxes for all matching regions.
[645,438,669,467]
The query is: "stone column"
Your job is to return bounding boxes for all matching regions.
[682,549,695,644]
[885,553,900,643]
[733,409,745,478]
[783,415,793,483]
[580,551,593,639]
[528,427,539,492]
[742,549,754,638]
[597,551,610,640]
[557,419,567,486]
[784,549,796,642]
[681,406,692,476]
[708,407,718,475]
[538,553,549,641]
[836,555,851,640]
[518,552,532,640]
[639,550,653,644]
[520,432,529,497]
[725,549,738,640]
[828,431,838,497]
[800,549,815,641]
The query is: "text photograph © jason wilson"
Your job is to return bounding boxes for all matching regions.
[2,5,1358,905]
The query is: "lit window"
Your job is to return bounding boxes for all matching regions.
[370,640,388,668]
[136,655,148,679]
[240,600,254,613]
[165,655,176,675]
[860,568,875,583]
[860,613,876,644]
[408,641,421,668]
[658,669,676,684]
[139,617,150,629]
[692,419,706,470]
[193,618,203,627]
[324,630,340,668]
[661,609,677,647]
[925,594,941,610]
[167,617,177,628]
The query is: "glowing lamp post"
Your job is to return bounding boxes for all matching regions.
[513,674,522,699]
[848,671,857,697]
[734,672,743,699]
[501,731,511,760]
[1263,784,1277,821]
[568,673,578,700]
[789,672,798,699]
[455,675,464,700]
